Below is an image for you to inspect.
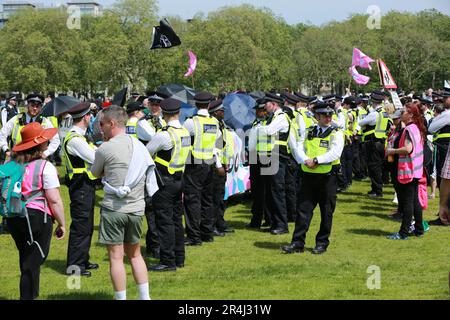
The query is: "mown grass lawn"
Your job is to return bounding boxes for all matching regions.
[0,169,449,300]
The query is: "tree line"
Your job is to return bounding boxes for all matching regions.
[0,0,449,97]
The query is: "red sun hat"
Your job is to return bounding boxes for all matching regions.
[12,122,58,152]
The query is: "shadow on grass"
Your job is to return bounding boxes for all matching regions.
[44,259,67,274]
[227,220,251,230]
[46,291,112,300]
[346,228,392,237]
[361,205,395,213]
[253,241,289,250]
[350,211,393,221]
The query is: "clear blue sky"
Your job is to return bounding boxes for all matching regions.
[27,0,450,25]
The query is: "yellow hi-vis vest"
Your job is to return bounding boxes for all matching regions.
[257,112,291,156]
[301,125,340,174]
[154,126,191,175]
[254,119,272,155]
[298,108,315,129]
[10,114,45,149]
[219,126,235,165]
[356,107,367,135]
[125,117,139,138]
[48,116,59,129]
[63,130,96,180]
[147,115,167,132]
[362,109,390,141]
[433,125,450,142]
[344,110,353,137]
[191,115,219,160]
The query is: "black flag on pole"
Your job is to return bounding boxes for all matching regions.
[150,18,181,49]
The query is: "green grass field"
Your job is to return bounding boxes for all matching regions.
[0,169,449,300]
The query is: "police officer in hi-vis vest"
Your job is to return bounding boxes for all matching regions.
[183,91,223,245]
[0,94,60,161]
[144,92,167,134]
[63,102,98,277]
[282,101,344,255]
[358,92,392,197]
[247,98,272,229]
[256,92,293,235]
[125,101,155,143]
[146,98,191,272]
[208,99,235,235]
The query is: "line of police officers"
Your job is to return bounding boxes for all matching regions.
[2,88,448,275]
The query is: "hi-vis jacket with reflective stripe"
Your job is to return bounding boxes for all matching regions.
[63,131,96,180]
[301,125,340,174]
[191,115,219,160]
[154,126,191,175]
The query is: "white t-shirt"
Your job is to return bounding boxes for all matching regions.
[42,162,60,189]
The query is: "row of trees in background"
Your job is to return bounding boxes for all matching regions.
[0,0,449,96]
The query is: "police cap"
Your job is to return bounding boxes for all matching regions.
[160,98,182,114]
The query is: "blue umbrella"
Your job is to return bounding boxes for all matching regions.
[179,102,197,125]
[222,93,256,130]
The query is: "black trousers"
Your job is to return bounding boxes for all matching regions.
[295,168,303,217]
[249,163,271,227]
[285,157,298,222]
[340,144,353,187]
[7,209,52,300]
[352,138,365,179]
[365,139,385,194]
[145,195,159,254]
[183,163,215,242]
[396,179,424,237]
[292,172,337,248]
[435,144,448,188]
[66,177,95,271]
[211,168,228,231]
[390,169,403,215]
[266,158,288,231]
[152,174,184,267]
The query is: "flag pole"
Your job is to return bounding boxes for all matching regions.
[376,59,383,87]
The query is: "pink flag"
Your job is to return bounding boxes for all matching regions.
[352,48,374,70]
[184,50,197,77]
[349,66,370,85]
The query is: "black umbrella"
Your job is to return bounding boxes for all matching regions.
[112,87,128,107]
[157,84,197,105]
[41,96,82,117]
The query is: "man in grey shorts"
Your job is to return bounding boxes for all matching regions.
[91,106,151,300]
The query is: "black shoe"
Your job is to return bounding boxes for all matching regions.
[368,192,383,198]
[213,229,225,237]
[221,227,235,233]
[270,229,289,235]
[281,243,305,254]
[85,262,99,270]
[312,246,327,254]
[261,221,271,227]
[201,236,214,243]
[428,218,449,226]
[388,212,402,220]
[245,223,260,229]
[184,238,202,246]
[176,263,185,268]
[148,264,176,272]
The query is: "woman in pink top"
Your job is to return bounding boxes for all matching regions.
[386,103,426,240]
[6,122,66,300]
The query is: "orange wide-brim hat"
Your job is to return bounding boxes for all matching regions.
[12,122,58,152]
